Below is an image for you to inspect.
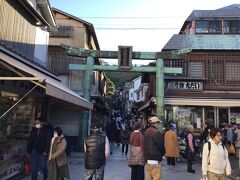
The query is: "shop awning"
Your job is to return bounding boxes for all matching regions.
[0,47,93,110]
[138,97,240,111]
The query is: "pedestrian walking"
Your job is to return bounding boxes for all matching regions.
[128,121,145,180]
[120,126,130,156]
[144,116,165,180]
[202,128,231,180]
[84,122,110,180]
[164,124,179,168]
[48,127,70,180]
[185,125,196,173]
[106,118,117,155]
[27,118,52,180]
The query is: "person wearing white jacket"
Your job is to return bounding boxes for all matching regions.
[202,128,231,180]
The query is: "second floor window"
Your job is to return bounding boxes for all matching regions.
[189,62,203,78]
[224,20,240,34]
[195,20,221,34]
[226,62,240,80]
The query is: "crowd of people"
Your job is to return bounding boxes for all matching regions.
[26,115,240,180]
[84,114,240,180]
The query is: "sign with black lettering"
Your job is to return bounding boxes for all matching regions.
[167,81,203,91]
[118,46,132,70]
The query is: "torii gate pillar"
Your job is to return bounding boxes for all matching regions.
[156,58,164,121]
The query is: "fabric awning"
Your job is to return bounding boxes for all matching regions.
[45,79,92,110]
[0,47,93,110]
[138,97,240,111]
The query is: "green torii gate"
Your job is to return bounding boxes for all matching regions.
[63,45,191,148]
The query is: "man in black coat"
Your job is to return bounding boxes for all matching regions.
[144,116,165,180]
[27,118,52,180]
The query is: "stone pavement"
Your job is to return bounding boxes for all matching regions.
[22,145,240,180]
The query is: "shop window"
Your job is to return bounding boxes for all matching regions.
[0,93,35,179]
[224,20,240,34]
[205,107,214,127]
[219,108,228,127]
[230,107,240,124]
[195,20,221,34]
[189,62,203,78]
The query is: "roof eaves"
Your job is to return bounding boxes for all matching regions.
[17,0,51,27]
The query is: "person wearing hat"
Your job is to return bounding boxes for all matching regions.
[144,116,165,180]
[83,122,110,180]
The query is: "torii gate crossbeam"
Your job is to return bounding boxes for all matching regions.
[63,44,191,149]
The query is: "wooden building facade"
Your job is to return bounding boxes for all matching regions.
[48,8,108,145]
[142,4,240,132]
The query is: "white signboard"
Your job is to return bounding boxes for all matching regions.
[167,81,203,91]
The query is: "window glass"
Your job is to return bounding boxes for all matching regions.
[224,20,240,34]
[195,20,221,34]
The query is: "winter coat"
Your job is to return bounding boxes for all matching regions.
[202,139,231,176]
[27,126,52,154]
[50,136,68,167]
[84,131,106,169]
[144,125,165,162]
[164,130,179,157]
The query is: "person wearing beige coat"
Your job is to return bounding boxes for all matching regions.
[164,125,179,167]
[48,127,70,180]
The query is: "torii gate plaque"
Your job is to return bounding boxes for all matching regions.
[63,45,191,148]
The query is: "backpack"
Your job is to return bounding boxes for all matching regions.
[121,130,130,140]
[207,141,225,165]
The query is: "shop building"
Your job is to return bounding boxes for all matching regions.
[140,4,240,133]
[0,1,92,179]
[48,8,108,147]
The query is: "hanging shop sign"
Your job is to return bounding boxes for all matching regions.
[167,81,203,91]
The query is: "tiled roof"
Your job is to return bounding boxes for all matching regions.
[186,4,240,21]
[162,35,240,50]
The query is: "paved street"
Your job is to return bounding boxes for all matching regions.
[23,145,240,180]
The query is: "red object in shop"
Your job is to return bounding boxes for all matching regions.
[24,155,31,176]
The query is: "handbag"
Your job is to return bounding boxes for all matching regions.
[128,133,144,167]
[229,143,236,154]
[128,145,145,167]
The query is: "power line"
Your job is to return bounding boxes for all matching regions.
[59,26,181,30]
[79,16,186,19]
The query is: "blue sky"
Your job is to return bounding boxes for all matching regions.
[49,0,240,64]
